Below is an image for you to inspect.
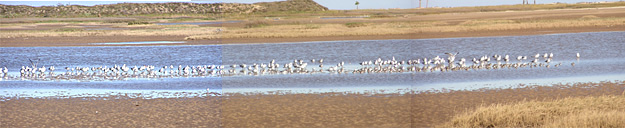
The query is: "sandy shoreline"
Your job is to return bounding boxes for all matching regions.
[2,81,624,127]
[1,26,624,47]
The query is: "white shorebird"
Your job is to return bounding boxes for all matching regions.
[5,51,577,81]
[504,55,510,62]
[531,58,539,63]
[445,52,459,63]
[38,66,46,73]
[534,53,540,59]
[159,67,166,74]
[2,67,7,74]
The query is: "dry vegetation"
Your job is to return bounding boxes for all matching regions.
[441,95,625,127]
[2,2,625,42]
[0,0,328,18]
[185,17,625,40]
[6,16,621,41]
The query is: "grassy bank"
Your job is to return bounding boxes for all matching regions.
[188,17,625,40]
[441,95,625,127]
[2,1,625,42]
[4,16,621,39]
[242,1,625,18]
[3,11,623,40]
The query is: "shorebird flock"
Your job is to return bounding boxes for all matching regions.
[0,52,581,81]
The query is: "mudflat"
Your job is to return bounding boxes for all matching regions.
[2,81,624,127]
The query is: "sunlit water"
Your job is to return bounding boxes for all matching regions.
[1,31,624,99]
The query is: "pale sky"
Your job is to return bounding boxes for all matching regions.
[1,0,622,10]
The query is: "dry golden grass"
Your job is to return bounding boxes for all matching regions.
[186,17,625,40]
[544,110,625,128]
[440,95,625,127]
[3,16,623,41]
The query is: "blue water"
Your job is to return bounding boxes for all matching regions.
[1,31,625,98]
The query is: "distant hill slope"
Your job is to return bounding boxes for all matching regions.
[256,0,328,12]
[0,0,328,18]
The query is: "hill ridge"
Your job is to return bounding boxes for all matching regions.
[0,0,328,18]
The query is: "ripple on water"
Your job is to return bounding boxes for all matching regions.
[1,31,624,98]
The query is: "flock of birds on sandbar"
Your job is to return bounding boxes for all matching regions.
[0,52,581,81]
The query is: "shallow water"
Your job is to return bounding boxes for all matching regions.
[220,31,625,87]
[1,31,624,98]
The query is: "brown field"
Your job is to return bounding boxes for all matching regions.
[2,81,624,127]
[2,4,625,47]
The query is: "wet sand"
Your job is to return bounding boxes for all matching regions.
[2,81,624,127]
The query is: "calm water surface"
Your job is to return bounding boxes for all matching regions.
[1,31,624,98]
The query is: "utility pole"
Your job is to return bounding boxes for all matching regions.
[419,0,422,8]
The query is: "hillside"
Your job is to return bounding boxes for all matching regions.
[256,0,328,12]
[0,0,328,18]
